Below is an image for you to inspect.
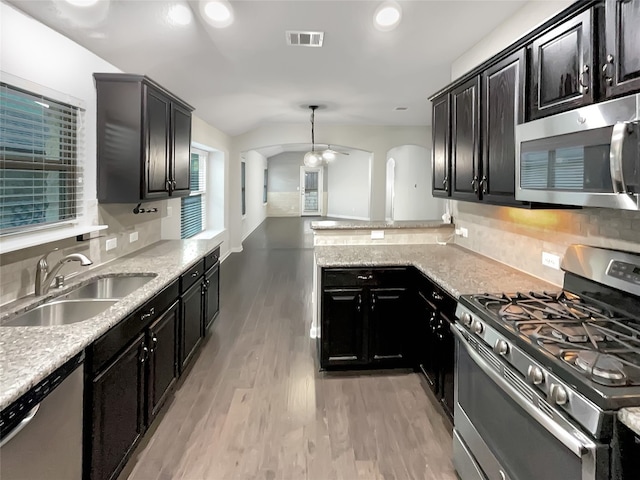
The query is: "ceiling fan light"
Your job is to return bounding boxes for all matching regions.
[168,4,192,26]
[200,0,234,28]
[322,150,336,161]
[374,2,402,31]
[304,151,323,168]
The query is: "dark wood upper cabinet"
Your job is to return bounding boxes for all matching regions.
[94,73,194,203]
[451,76,481,201]
[603,0,640,97]
[529,9,595,120]
[481,49,525,205]
[431,93,451,197]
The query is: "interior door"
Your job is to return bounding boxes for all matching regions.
[300,167,323,216]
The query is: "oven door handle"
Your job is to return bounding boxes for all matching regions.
[451,324,597,458]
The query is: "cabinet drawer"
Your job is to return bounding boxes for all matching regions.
[205,246,220,270]
[90,280,179,376]
[323,267,409,288]
[180,259,205,292]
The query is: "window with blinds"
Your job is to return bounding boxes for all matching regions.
[181,149,207,239]
[241,161,246,216]
[0,83,82,233]
[263,168,268,204]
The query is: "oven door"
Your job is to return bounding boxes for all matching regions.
[515,93,639,210]
[451,325,609,480]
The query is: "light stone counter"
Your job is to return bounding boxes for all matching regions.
[315,243,556,298]
[0,239,220,410]
[311,220,451,230]
[619,408,640,436]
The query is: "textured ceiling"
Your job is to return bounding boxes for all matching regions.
[7,0,529,136]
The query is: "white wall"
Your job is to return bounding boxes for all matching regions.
[388,145,446,221]
[229,124,429,249]
[451,0,573,80]
[266,152,304,217]
[240,150,268,241]
[327,150,371,220]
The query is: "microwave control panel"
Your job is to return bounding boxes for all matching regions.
[607,260,640,285]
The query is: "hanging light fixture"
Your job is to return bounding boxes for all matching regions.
[304,105,324,167]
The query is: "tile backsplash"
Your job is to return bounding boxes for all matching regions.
[452,201,640,286]
[0,202,164,306]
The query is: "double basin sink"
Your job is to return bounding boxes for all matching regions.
[3,275,155,327]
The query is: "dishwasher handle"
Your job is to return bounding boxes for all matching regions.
[0,404,40,448]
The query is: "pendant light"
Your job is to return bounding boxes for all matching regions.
[304,106,324,167]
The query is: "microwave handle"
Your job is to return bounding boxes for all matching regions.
[610,121,632,194]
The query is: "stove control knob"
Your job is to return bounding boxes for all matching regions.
[493,339,509,356]
[472,320,484,335]
[461,312,473,327]
[551,384,569,406]
[527,365,544,385]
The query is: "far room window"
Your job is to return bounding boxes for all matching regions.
[0,82,82,233]
[241,161,246,216]
[263,168,268,204]
[181,148,207,239]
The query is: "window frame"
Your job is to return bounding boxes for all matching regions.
[180,147,207,239]
[263,168,268,204]
[241,161,246,217]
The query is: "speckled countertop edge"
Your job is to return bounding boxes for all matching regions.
[315,242,640,436]
[311,220,453,230]
[0,239,220,411]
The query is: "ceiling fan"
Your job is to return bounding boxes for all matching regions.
[303,106,349,167]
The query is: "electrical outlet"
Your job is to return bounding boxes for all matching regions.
[129,231,138,243]
[542,252,561,270]
[371,230,385,240]
[105,238,117,251]
[460,227,468,238]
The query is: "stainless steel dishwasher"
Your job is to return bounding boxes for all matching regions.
[1,353,84,480]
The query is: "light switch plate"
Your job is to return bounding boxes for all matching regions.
[542,252,561,270]
[129,231,138,243]
[371,230,385,240]
[106,238,117,251]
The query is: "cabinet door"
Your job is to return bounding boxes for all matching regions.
[415,290,439,393]
[180,280,203,372]
[369,287,410,366]
[89,334,146,480]
[147,301,179,423]
[321,288,366,367]
[204,264,220,331]
[529,9,594,120]
[451,76,481,201]
[481,50,525,205]
[603,0,640,97]
[432,93,451,197]
[144,87,170,198]
[171,104,192,195]
[438,317,455,423]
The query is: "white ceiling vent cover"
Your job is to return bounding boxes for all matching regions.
[286,31,324,47]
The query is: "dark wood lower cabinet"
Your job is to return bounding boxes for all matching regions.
[204,263,220,331]
[369,287,410,365]
[147,301,179,422]
[322,288,366,367]
[181,280,203,371]
[89,334,145,480]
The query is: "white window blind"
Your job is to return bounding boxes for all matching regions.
[181,149,207,239]
[0,82,83,234]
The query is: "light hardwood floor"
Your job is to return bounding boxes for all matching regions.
[123,217,457,480]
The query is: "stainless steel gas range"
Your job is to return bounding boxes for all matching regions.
[452,245,640,480]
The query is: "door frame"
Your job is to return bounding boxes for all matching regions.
[300,166,324,216]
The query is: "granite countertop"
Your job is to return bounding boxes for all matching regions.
[315,243,556,298]
[619,408,640,436]
[311,220,452,230]
[0,239,220,411]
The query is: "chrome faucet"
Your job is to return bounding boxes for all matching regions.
[35,249,93,296]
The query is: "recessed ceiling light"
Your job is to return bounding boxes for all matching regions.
[200,0,234,28]
[394,106,408,111]
[65,0,100,6]
[374,1,402,31]
[168,4,192,26]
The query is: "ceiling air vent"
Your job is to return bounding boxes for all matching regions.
[286,31,324,47]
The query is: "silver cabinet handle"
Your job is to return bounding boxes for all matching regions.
[451,324,596,458]
[191,271,199,278]
[141,307,155,321]
[610,121,636,194]
[602,54,614,85]
[0,404,40,448]
[356,274,373,281]
[579,64,590,93]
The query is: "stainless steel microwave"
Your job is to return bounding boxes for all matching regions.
[515,94,639,210]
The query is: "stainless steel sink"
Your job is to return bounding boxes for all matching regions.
[62,275,154,299]
[2,299,118,327]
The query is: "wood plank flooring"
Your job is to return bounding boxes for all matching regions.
[123,217,457,480]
